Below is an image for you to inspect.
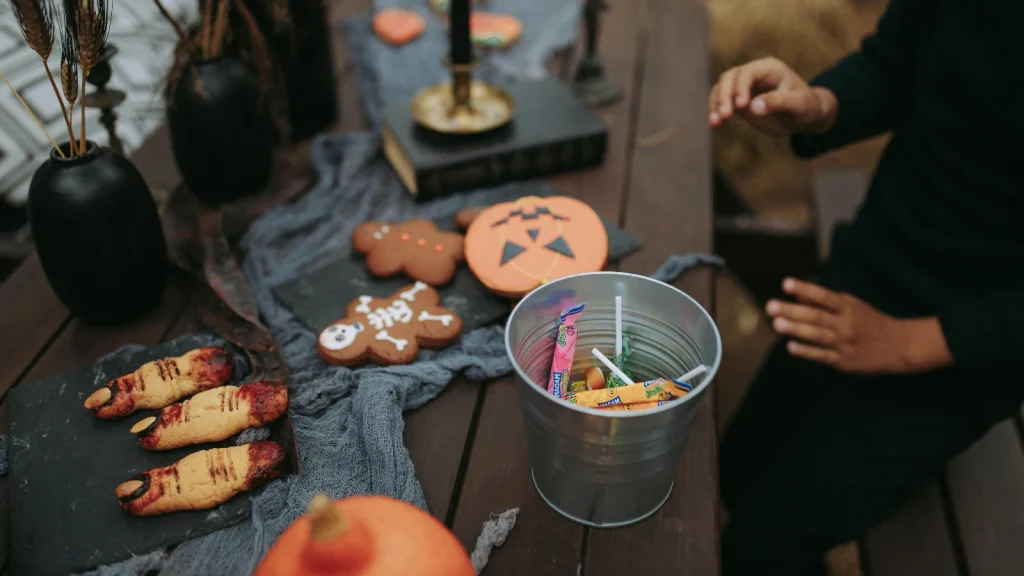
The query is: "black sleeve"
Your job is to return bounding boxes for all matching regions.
[938,291,1024,376]
[791,0,921,158]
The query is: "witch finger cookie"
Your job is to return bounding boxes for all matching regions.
[317,282,463,366]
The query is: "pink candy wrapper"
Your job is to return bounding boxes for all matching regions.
[547,304,585,397]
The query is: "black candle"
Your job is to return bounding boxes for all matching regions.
[450,0,471,64]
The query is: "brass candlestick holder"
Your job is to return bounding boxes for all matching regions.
[410,59,514,135]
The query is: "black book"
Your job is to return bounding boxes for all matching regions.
[381,77,608,201]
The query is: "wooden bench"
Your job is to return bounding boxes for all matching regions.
[813,167,1024,576]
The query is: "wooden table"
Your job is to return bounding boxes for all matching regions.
[0,0,717,573]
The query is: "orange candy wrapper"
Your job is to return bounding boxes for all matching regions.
[599,400,671,413]
[564,378,692,409]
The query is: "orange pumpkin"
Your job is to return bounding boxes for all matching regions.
[464,196,608,298]
[255,495,475,576]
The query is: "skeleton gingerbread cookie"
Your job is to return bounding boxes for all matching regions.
[352,220,465,286]
[317,281,463,366]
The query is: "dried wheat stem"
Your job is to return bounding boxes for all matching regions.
[201,0,214,58]
[79,69,87,153]
[0,70,65,158]
[44,67,75,152]
[210,0,230,57]
[151,0,196,56]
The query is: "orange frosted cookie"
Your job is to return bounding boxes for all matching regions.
[470,12,522,48]
[373,8,426,46]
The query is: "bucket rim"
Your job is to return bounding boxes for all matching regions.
[504,271,722,418]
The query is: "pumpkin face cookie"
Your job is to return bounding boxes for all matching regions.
[353,219,465,286]
[317,282,463,366]
[464,196,608,298]
[470,12,522,48]
[372,8,426,46]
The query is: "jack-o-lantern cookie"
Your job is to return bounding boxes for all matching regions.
[372,8,426,46]
[353,220,465,286]
[464,196,608,298]
[317,281,463,366]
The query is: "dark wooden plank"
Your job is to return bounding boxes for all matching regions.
[404,381,483,521]
[946,420,1024,576]
[863,482,959,576]
[14,273,191,386]
[0,254,70,396]
[450,377,586,574]
[547,0,644,222]
[586,0,718,574]
[446,0,647,568]
[811,167,867,261]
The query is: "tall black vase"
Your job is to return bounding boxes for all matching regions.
[168,56,273,206]
[29,142,168,325]
[246,0,338,141]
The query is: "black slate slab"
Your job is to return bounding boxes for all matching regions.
[272,205,642,334]
[7,333,297,576]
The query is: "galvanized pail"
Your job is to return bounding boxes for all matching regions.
[505,271,722,527]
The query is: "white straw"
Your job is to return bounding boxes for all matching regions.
[592,348,635,386]
[676,365,708,385]
[614,296,623,357]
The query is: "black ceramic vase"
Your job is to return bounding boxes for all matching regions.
[168,55,273,206]
[245,0,338,141]
[28,142,168,325]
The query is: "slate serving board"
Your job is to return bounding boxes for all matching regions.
[7,333,298,576]
[273,204,643,334]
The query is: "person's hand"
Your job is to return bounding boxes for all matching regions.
[765,278,953,374]
[707,57,838,136]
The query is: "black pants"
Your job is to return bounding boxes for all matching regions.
[719,339,998,576]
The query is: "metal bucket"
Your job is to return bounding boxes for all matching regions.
[505,271,722,527]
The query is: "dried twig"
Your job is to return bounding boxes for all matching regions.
[151,0,195,56]
[233,0,289,141]
[10,0,75,151]
[59,25,78,156]
[210,0,230,57]
[0,70,65,157]
[201,0,214,58]
[67,0,112,153]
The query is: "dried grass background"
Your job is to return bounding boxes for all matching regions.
[706,0,889,224]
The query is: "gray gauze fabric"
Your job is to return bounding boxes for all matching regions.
[342,0,580,126]
[54,132,721,576]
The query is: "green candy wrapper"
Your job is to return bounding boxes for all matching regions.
[608,333,634,388]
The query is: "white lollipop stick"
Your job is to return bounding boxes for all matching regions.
[675,365,708,385]
[592,348,635,386]
[614,296,623,358]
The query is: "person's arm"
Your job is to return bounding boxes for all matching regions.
[937,291,1024,376]
[791,0,922,158]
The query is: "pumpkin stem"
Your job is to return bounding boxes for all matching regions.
[308,494,345,542]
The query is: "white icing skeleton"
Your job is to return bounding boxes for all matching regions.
[418,310,454,326]
[319,321,365,351]
[372,224,391,240]
[375,330,408,351]
[320,283,458,359]
[399,281,429,302]
[355,295,373,314]
[366,299,414,330]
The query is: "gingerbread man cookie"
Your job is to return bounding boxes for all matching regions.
[317,281,463,366]
[352,219,465,286]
